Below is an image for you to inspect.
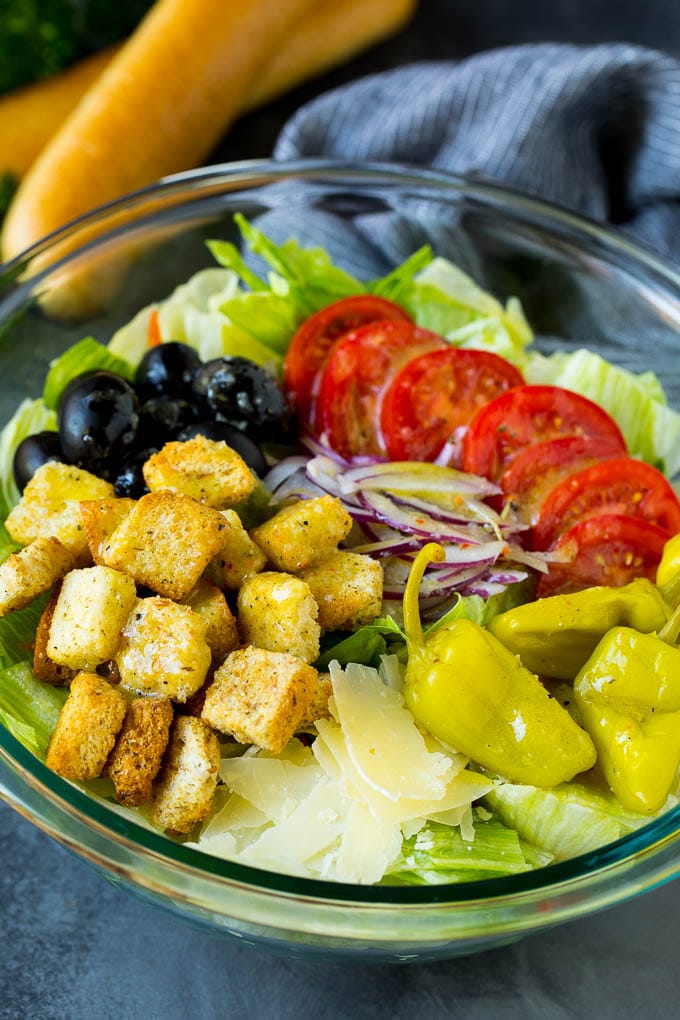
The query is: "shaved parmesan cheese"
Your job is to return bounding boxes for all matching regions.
[333,800,402,884]
[328,661,453,801]
[220,755,321,823]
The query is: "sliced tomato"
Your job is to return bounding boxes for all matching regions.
[380,347,524,462]
[283,295,412,427]
[536,514,670,597]
[532,457,680,550]
[317,320,446,459]
[500,436,625,525]
[460,385,627,482]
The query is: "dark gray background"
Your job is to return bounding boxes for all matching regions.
[4,2,680,1016]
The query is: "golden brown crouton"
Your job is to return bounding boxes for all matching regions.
[107,697,174,807]
[6,462,113,564]
[297,672,333,731]
[100,490,226,600]
[45,671,127,780]
[149,715,221,833]
[205,509,266,590]
[115,596,211,702]
[46,565,138,671]
[0,536,74,617]
[143,435,256,508]
[250,495,352,573]
[183,579,239,666]
[237,571,320,663]
[300,551,384,632]
[201,645,317,753]
[79,497,136,564]
[33,582,74,685]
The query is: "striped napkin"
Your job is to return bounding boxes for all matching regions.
[274,43,680,264]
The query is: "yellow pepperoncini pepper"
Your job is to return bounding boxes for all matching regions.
[488,579,670,680]
[656,532,680,589]
[574,610,680,814]
[402,543,597,787]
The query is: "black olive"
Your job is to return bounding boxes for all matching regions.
[137,397,198,447]
[113,447,158,499]
[135,341,202,399]
[13,431,64,491]
[58,371,140,471]
[177,420,267,477]
[191,357,290,437]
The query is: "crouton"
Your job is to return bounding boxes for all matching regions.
[205,509,266,590]
[45,671,127,780]
[6,462,113,564]
[202,645,317,753]
[143,435,256,508]
[33,582,74,685]
[300,550,384,632]
[149,715,221,833]
[297,672,333,731]
[237,571,320,663]
[107,697,174,807]
[0,536,74,617]
[250,495,352,573]
[46,565,137,671]
[183,579,239,666]
[79,497,135,564]
[115,596,211,702]
[100,491,226,600]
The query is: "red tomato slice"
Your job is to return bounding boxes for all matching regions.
[536,513,670,597]
[317,320,446,459]
[283,295,412,427]
[460,385,627,482]
[532,457,680,550]
[500,436,625,525]
[380,347,524,462]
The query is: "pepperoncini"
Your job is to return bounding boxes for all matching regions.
[402,543,597,787]
[656,532,680,589]
[574,612,680,814]
[488,579,670,680]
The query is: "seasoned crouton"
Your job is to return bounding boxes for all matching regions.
[250,495,352,573]
[237,571,320,664]
[6,462,113,564]
[301,551,384,632]
[100,491,226,600]
[205,509,266,590]
[33,582,74,685]
[115,596,211,702]
[46,565,137,671]
[143,435,256,508]
[79,497,135,564]
[149,716,221,833]
[107,697,174,807]
[46,671,127,780]
[0,536,74,618]
[297,672,333,731]
[183,579,239,666]
[202,645,317,753]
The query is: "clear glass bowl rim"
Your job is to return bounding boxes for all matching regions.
[1,157,680,916]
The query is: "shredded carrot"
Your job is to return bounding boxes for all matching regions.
[148,307,162,347]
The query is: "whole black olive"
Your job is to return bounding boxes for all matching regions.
[191,357,290,437]
[113,447,158,499]
[177,420,267,477]
[13,431,64,491]
[137,397,198,447]
[135,341,202,399]
[58,371,139,471]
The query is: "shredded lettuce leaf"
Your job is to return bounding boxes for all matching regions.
[0,661,66,758]
[43,337,135,410]
[315,616,405,671]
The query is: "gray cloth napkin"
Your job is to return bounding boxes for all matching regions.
[273,43,680,264]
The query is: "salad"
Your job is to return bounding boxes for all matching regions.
[2,214,680,886]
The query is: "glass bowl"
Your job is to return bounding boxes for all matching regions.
[2,160,680,964]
